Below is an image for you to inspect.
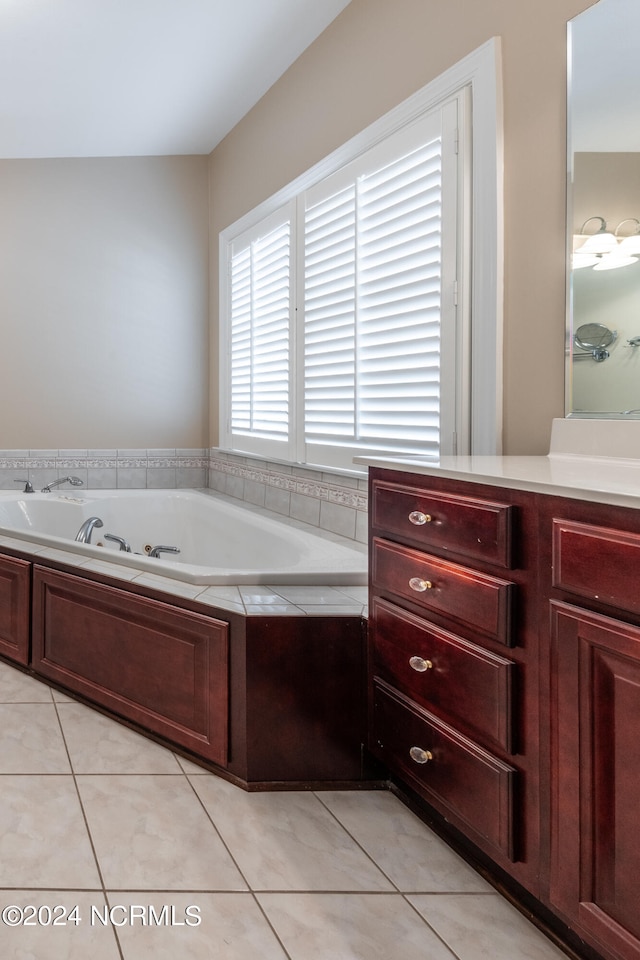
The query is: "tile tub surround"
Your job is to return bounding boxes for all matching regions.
[0,658,571,960]
[209,449,369,543]
[0,449,209,491]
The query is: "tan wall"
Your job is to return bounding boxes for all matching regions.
[208,0,598,455]
[572,153,640,232]
[0,156,209,448]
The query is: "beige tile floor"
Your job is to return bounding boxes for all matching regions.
[0,660,570,960]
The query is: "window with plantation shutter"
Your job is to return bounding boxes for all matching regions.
[303,111,448,466]
[222,103,460,469]
[220,39,503,469]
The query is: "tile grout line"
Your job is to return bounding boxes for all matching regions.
[401,893,466,960]
[310,795,502,898]
[181,773,295,960]
[312,792,403,894]
[312,789,496,960]
[182,773,253,891]
[248,892,296,960]
[50,694,127,960]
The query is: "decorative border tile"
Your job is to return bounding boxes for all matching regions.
[0,450,209,485]
[208,451,368,511]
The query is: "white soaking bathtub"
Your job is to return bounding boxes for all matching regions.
[0,489,367,585]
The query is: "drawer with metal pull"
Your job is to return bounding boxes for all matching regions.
[372,537,515,645]
[371,479,513,568]
[372,681,517,860]
[371,597,516,751]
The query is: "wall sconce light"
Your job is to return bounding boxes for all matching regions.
[573,216,640,270]
[615,218,640,254]
[575,216,617,253]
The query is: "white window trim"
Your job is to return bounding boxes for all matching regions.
[219,37,504,458]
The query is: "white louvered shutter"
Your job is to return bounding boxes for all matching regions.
[304,183,357,441]
[228,209,292,454]
[302,107,451,466]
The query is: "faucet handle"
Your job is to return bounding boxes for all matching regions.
[148,545,181,558]
[104,533,132,553]
[14,479,34,493]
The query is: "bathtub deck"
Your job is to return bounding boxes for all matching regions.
[0,532,368,616]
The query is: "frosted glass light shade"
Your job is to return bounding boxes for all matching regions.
[572,252,601,269]
[618,234,640,254]
[592,253,638,270]
[576,231,618,254]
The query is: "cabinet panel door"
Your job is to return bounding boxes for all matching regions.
[32,567,228,765]
[0,554,30,665]
[550,601,640,960]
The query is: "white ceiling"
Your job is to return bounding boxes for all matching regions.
[0,0,351,159]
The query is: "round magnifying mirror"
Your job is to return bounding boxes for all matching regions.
[574,322,617,361]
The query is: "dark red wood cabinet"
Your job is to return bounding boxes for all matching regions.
[542,497,640,960]
[0,554,31,665]
[370,469,640,960]
[549,603,640,960]
[368,469,540,893]
[235,614,367,787]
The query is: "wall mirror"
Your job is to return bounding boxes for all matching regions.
[567,0,640,417]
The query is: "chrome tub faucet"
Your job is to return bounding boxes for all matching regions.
[74,517,103,544]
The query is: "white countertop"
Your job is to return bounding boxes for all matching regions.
[355,418,640,509]
[355,453,640,510]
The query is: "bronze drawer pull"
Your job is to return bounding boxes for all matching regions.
[409,656,433,672]
[409,746,433,764]
[409,577,433,592]
[409,510,432,525]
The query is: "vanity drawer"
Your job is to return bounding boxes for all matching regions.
[372,681,517,860]
[553,519,640,617]
[371,597,515,751]
[371,479,513,567]
[372,537,515,645]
